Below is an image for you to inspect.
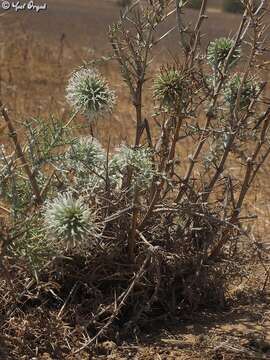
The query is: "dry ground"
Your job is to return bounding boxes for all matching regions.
[0,1,270,359]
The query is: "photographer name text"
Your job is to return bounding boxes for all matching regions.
[1,1,47,12]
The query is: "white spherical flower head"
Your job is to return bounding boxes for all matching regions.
[66,68,116,120]
[44,192,96,249]
[111,145,155,190]
[62,136,107,190]
[66,136,106,172]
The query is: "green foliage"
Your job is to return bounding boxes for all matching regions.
[207,37,240,69]
[10,216,55,271]
[224,74,260,110]
[0,117,72,216]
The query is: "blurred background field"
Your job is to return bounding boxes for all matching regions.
[0,1,258,135]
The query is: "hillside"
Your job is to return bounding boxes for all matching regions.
[0,0,242,50]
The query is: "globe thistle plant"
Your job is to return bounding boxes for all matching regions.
[153,67,191,113]
[43,192,97,249]
[207,37,240,69]
[224,74,260,110]
[111,145,155,190]
[66,68,116,120]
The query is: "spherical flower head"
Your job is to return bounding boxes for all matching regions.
[63,136,107,189]
[110,145,155,190]
[66,68,116,120]
[224,74,260,109]
[207,37,240,69]
[43,192,96,249]
[65,136,106,172]
[153,67,190,113]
